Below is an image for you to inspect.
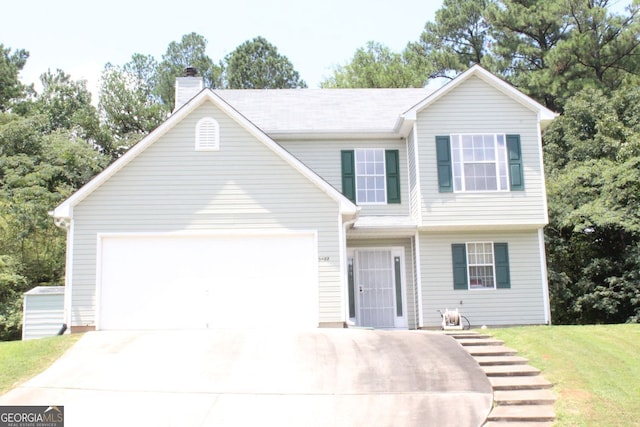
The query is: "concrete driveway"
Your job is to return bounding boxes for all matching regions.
[0,329,492,426]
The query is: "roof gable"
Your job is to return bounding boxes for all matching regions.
[401,65,557,128]
[53,89,358,220]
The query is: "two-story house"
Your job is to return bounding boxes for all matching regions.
[52,65,556,332]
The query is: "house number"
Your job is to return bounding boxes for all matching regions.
[318,256,330,262]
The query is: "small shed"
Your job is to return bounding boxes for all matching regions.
[22,286,65,340]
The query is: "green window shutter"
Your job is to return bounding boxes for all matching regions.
[506,134,524,191]
[451,244,468,290]
[385,149,401,204]
[341,150,356,202]
[436,136,453,192]
[494,243,511,289]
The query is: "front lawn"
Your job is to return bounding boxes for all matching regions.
[489,324,640,427]
[0,334,81,394]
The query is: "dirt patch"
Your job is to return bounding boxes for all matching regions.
[560,388,594,418]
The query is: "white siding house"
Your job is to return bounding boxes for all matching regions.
[53,65,556,332]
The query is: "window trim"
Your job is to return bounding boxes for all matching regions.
[466,242,497,290]
[195,117,220,151]
[354,148,387,205]
[451,133,509,193]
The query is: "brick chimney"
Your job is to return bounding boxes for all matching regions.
[174,67,204,111]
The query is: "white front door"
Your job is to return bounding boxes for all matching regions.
[350,248,406,329]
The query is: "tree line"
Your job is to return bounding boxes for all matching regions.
[1,0,639,339]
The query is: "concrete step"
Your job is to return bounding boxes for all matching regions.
[482,364,541,377]
[445,332,492,340]
[457,338,505,346]
[486,405,556,422]
[484,422,555,427]
[465,345,518,356]
[474,355,529,366]
[489,375,553,391]
[493,389,556,406]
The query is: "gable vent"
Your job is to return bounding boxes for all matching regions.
[195,117,220,151]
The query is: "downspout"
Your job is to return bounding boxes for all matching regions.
[537,115,552,325]
[414,232,424,328]
[51,212,73,332]
[341,209,360,326]
[538,227,552,325]
[411,121,425,328]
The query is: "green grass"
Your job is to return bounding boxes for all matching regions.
[488,324,640,427]
[0,334,82,394]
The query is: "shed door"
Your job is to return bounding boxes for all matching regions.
[97,232,318,330]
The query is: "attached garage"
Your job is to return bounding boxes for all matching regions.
[96,231,318,330]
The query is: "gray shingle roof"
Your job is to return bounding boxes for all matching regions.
[213,88,434,134]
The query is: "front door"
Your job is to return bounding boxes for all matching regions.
[349,248,406,329]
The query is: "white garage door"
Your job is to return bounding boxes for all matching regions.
[97,231,318,330]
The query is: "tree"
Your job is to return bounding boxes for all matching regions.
[99,54,168,157]
[407,0,495,79]
[0,59,109,339]
[544,87,640,324]
[0,253,27,340]
[0,114,109,340]
[223,36,307,89]
[487,0,571,111]
[0,115,109,278]
[321,41,426,88]
[34,70,99,136]
[547,0,640,107]
[0,44,30,112]
[155,33,222,107]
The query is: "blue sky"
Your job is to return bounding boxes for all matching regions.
[1,0,443,95]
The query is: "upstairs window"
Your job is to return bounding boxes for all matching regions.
[341,149,401,205]
[452,134,508,191]
[195,117,219,151]
[436,134,524,192]
[356,148,386,204]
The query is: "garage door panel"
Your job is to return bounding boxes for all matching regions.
[99,237,208,330]
[98,232,318,330]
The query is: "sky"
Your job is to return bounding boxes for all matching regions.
[1,0,443,97]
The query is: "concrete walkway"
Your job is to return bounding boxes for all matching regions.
[0,329,493,426]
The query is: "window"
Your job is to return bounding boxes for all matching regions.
[467,242,496,289]
[451,242,511,290]
[195,117,219,151]
[436,134,524,192]
[452,134,507,191]
[341,149,401,204]
[356,148,386,204]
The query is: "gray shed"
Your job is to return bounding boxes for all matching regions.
[22,286,65,340]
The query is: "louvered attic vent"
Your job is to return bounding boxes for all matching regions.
[195,117,220,151]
